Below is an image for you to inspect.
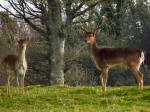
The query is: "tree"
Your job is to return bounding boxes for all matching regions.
[0,0,106,85]
[0,11,19,57]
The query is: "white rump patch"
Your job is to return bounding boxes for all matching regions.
[140,51,145,64]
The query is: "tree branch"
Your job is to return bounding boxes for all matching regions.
[72,2,84,14]
[73,1,100,18]
[0,4,21,18]
[24,17,47,36]
[0,0,48,36]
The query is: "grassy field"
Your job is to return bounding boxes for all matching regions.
[0,86,150,112]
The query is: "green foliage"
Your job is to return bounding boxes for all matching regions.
[0,86,150,112]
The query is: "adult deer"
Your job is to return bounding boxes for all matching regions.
[81,16,145,91]
[2,38,29,95]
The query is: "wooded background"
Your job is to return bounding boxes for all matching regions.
[0,0,150,86]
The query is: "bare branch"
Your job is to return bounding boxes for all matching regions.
[72,2,84,14]
[8,0,25,16]
[73,1,100,18]
[80,17,88,32]
[73,18,91,24]
[0,0,47,36]
[0,4,21,18]
[24,17,47,36]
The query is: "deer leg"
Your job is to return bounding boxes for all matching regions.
[6,75,13,95]
[135,64,144,89]
[138,71,144,89]
[133,70,140,88]
[15,73,20,93]
[100,68,109,92]
[18,74,25,94]
[7,75,11,95]
[8,75,16,95]
[4,69,10,95]
[100,74,104,91]
[16,74,19,87]
[130,67,143,89]
[21,75,25,94]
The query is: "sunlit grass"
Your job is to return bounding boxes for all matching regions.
[0,86,150,112]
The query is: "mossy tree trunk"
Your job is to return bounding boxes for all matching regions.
[47,0,65,85]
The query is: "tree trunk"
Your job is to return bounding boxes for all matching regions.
[47,0,65,85]
[48,36,65,85]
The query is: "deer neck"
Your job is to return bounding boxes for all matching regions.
[18,47,26,63]
[88,39,101,70]
[89,39,99,54]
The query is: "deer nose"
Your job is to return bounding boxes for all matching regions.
[21,45,24,48]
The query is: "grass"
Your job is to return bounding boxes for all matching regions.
[0,86,150,112]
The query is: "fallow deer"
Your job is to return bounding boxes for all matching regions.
[81,16,145,91]
[2,38,29,94]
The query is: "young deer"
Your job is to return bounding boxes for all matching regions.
[2,38,28,94]
[81,16,145,91]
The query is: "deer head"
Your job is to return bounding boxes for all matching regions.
[17,37,29,50]
[80,16,107,44]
